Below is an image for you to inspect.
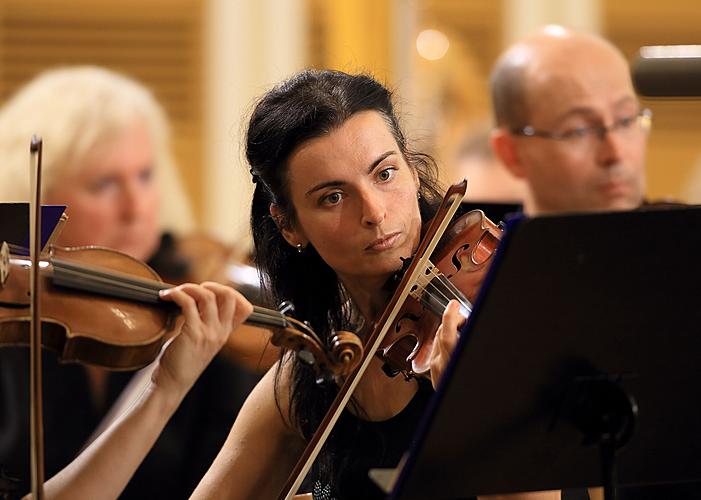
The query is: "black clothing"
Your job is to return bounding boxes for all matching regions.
[317,378,435,500]
[0,349,257,499]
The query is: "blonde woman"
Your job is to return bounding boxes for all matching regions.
[0,66,260,499]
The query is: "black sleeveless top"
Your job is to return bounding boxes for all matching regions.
[313,378,440,500]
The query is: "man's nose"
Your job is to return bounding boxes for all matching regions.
[595,128,626,167]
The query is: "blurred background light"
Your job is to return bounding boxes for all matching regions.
[416,29,450,60]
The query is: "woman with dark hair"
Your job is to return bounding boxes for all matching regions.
[30,70,557,500]
[186,67,481,500]
[236,69,452,498]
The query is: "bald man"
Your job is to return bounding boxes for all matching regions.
[490,26,651,216]
[488,27,696,500]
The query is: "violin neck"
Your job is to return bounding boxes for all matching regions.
[49,258,288,330]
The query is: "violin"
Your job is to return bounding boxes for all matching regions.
[0,242,362,381]
[378,207,502,378]
[147,231,277,370]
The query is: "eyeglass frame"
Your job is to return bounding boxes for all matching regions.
[509,108,653,142]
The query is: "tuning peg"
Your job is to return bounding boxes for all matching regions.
[278,300,295,315]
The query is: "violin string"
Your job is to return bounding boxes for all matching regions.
[411,282,453,314]
[427,267,472,310]
[51,258,287,325]
[411,265,472,316]
[423,264,472,308]
[413,281,453,315]
[50,257,469,334]
[7,243,29,254]
[414,268,455,308]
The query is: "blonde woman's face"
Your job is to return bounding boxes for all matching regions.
[46,121,161,261]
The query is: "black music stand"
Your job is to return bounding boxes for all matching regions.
[0,203,66,253]
[386,206,701,499]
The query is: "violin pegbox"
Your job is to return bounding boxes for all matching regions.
[267,303,363,385]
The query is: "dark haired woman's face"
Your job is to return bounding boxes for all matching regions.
[280,110,422,289]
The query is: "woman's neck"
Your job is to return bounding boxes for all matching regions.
[340,274,392,324]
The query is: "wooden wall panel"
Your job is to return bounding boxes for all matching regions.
[0,0,204,220]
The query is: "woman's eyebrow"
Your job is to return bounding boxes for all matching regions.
[305,150,397,197]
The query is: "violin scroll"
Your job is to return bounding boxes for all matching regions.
[328,331,363,376]
[267,309,363,383]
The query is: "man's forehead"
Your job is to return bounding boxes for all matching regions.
[523,53,636,121]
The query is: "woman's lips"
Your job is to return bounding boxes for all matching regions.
[365,232,401,251]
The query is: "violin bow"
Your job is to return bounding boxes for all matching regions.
[29,136,46,499]
[277,180,468,500]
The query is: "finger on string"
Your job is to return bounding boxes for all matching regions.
[159,285,201,328]
[231,288,254,324]
[440,300,461,350]
[178,283,219,326]
[202,282,237,327]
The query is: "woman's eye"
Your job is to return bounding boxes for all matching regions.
[322,192,342,205]
[89,177,117,194]
[139,166,155,184]
[377,167,396,182]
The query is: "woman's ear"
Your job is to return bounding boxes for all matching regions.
[269,203,307,249]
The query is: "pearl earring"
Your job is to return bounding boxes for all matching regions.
[296,243,303,254]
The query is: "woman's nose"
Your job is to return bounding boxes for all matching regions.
[120,180,151,220]
[360,189,386,227]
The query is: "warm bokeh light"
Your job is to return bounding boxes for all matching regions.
[640,44,701,58]
[416,29,450,60]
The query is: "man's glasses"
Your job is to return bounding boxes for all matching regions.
[510,108,653,147]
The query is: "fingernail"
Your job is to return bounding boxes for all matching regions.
[159,288,171,297]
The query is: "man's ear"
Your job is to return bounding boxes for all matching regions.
[491,128,526,179]
[269,203,307,248]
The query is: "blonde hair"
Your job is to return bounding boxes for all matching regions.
[0,65,193,231]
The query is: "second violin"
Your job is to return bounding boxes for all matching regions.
[0,242,362,380]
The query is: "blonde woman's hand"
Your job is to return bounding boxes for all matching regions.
[156,282,253,398]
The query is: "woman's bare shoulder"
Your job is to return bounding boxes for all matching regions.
[191,358,307,499]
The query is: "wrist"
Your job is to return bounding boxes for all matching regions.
[148,364,190,413]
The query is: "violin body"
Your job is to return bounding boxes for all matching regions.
[379,209,502,377]
[0,246,175,370]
